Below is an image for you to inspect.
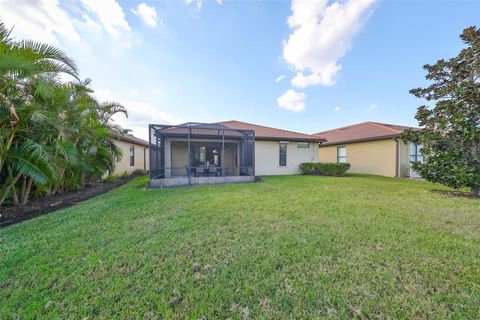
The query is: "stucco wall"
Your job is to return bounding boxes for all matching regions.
[112,139,148,175]
[162,138,319,177]
[255,140,319,176]
[319,139,399,177]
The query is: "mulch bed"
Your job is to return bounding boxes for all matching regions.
[0,177,137,228]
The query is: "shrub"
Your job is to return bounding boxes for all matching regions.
[118,171,130,179]
[299,162,351,177]
[299,163,317,175]
[102,175,119,183]
[131,169,148,176]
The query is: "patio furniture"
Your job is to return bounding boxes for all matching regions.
[185,165,197,177]
[204,166,213,177]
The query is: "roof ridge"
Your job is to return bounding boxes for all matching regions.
[218,120,316,138]
[367,121,401,134]
[313,121,371,135]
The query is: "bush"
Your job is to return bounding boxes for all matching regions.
[299,162,351,177]
[131,169,148,176]
[299,163,317,175]
[102,175,119,183]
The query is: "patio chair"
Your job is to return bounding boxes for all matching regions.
[185,165,197,177]
[204,166,211,177]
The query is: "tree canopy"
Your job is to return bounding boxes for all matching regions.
[403,26,480,196]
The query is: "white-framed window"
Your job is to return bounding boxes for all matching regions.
[297,142,309,148]
[129,145,135,166]
[279,143,287,166]
[337,146,346,163]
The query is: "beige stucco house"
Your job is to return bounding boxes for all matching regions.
[221,121,324,176]
[314,122,422,178]
[149,121,325,187]
[111,133,149,175]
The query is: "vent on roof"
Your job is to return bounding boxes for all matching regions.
[339,126,351,130]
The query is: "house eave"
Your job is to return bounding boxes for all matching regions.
[319,134,401,147]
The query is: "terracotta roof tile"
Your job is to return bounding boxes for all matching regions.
[314,122,414,146]
[218,120,325,142]
[112,133,149,147]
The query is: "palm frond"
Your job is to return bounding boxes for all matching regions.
[20,139,50,163]
[9,150,55,184]
[15,40,79,78]
[0,20,13,43]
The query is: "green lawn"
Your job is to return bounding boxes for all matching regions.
[1,175,480,319]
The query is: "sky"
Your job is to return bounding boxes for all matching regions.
[1,0,479,140]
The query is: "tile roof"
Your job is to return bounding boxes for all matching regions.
[112,133,149,147]
[313,122,414,146]
[218,120,326,142]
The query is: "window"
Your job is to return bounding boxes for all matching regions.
[279,143,287,166]
[409,143,423,163]
[129,145,135,166]
[297,142,309,148]
[337,146,346,163]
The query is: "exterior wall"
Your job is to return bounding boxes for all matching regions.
[255,140,319,176]
[162,138,320,177]
[112,139,149,175]
[319,139,398,177]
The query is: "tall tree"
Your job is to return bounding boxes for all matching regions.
[403,26,480,196]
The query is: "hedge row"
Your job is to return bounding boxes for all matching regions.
[299,162,351,176]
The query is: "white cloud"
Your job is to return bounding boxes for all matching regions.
[277,89,306,112]
[275,75,286,82]
[283,0,376,88]
[79,0,131,38]
[334,106,341,112]
[366,104,379,112]
[185,0,202,10]
[0,0,81,44]
[95,88,183,140]
[132,3,158,27]
[185,0,223,10]
[81,13,102,31]
[0,0,132,44]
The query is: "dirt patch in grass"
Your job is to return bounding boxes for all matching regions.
[431,189,479,199]
[0,176,140,228]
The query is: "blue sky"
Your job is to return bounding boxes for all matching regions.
[1,0,479,139]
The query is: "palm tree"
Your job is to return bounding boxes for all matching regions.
[0,20,128,206]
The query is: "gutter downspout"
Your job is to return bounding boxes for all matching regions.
[143,147,148,171]
[394,138,399,178]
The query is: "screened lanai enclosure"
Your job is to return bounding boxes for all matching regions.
[149,123,255,187]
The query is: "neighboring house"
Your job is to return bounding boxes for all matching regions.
[111,133,149,175]
[314,122,422,178]
[149,121,325,187]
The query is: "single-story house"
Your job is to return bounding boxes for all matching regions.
[111,133,149,175]
[149,120,325,187]
[314,122,422,178]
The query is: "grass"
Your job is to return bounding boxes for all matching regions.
[1,174,480,319]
